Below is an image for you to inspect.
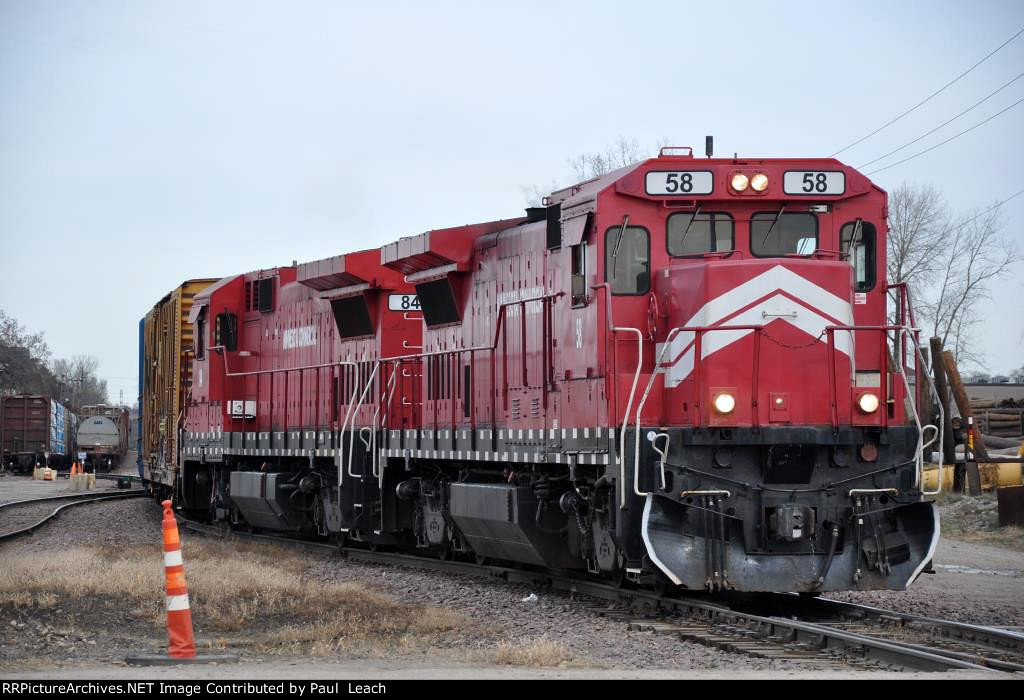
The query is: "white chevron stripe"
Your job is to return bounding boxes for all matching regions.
[660,266,854,387]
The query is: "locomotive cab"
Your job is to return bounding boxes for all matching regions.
[585,151,940,591]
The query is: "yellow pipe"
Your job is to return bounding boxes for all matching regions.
[922,465,955,492]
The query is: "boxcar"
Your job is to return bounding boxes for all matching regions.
[1,395,76,472]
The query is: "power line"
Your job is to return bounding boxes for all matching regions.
[831,26,1024,157]
[858,71,1024,169]
[932,188,1024,235]
[865,95,1024,175]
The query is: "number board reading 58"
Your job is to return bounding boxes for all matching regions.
[645,170,714,196]
[783,171,845,195]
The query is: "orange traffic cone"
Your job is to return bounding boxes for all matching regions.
[161,500,196,658]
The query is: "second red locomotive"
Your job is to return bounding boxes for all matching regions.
[147,147,942,593]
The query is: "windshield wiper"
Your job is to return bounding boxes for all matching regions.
[610,214,630,281]
[843,218,863,259]
[677,206,701,252]
[760,204,786,246]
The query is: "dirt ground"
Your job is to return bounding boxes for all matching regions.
[1,475,1021,679]
[0,660,1007,680]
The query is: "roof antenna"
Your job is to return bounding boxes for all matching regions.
[705,136,713,158]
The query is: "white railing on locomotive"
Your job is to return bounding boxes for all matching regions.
[630,324,762,500]
[349,360,400,484]
[362,292,563,439]
[588,281,645,510]
[209,346,364,487]
[823,325,943,495]
[338,293,567,533]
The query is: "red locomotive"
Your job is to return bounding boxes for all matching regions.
[145,147,941,593]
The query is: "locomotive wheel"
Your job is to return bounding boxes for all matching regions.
[653,573,677,598]
[437,541,454,561]
[612,556,632,589]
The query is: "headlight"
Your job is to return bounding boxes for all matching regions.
[751,173,769,192]
[713,392,736,414]
[857,392,880,414]
[730,173,749,191]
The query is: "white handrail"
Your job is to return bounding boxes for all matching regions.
[332,361,361,489]
[632,328,683,497]
[615,327,644,509]
[344,360,382,479]
[372,362,400,480]
[895,327,943,495]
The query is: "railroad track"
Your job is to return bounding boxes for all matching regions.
[178,517,1021,674]
[0,490,147,541]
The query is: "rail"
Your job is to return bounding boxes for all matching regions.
[0,491,147,542]
[179,514,1015,673]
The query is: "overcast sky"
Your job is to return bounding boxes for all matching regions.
[1,0,1022,405]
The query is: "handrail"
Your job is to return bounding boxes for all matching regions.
[632,323,766,498]
[625,320,940,500]
[372,362,400,480]
[210,346,363,484]
[588,282,645,510]
[824,324,942,493]
[616,327,644,509]
[632,328,682,497]
[336,293,561,484]
[345,360,382,479]
[895,327,943,494]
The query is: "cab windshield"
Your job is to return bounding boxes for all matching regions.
[750,212,818,257]
[666,212,734,257]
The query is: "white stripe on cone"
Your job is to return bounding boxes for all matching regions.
[164,550,183,567]
[167,594,190,611]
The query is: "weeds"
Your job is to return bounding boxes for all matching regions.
[0,538,466,655]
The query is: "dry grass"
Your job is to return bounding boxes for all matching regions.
[482,638,574,667]
[0,538,466,654]
[942,524,1024,549]
[936,491,1024,550]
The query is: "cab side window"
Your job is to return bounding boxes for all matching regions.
[840,220,877,291]
[605,226,650,295]
[571,243,587,306]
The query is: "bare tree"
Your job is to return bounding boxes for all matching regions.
[924,206,1017,366]
[886,183,949,291]
[524,136,666,206]
[888,186,1018,369]
[0,309,55,395]
[568,136,645,181]
[52,355,108,411]
[520,179,562,208]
